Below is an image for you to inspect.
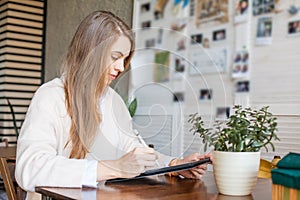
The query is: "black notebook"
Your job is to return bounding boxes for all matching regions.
[106,157,211,183]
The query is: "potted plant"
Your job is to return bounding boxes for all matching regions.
[188,105,279,196]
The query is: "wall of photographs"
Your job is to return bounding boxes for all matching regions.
[130,0,300,160]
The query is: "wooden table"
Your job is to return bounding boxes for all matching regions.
[35,172,272,200]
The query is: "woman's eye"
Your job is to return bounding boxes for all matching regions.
[111,55,119,61]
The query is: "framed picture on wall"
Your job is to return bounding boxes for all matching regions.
[141,21,151,29]
[199,89,212,100]
[191,33,203,44]
[235,0,249,15]
[234,0,249,23]
[253,0,275,16]
[175,58,185,73]
[216,107,230,120]
[145,38,156,48]
[213,29,226,42]
[154,51,170,82]
[236,80,250,93]
[256,17,273,45]
[195,0,229,27]
[173,57,185,80]
[141,3,151,13]
[288,20,300,36]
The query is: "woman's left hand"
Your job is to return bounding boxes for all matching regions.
[172,152,213,179]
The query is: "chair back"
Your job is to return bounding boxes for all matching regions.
[0,146,24,200]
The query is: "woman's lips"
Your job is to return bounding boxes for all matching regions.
[110,74,117,80]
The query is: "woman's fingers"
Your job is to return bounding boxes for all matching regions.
[175,152,212,179]
[117,147,159,178]
[196,164,208,170]
[132,147,158,167]
[179,168,204,179]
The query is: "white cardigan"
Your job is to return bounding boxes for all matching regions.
[15,78,173,199]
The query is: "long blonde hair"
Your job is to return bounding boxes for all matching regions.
[62,11,135,159]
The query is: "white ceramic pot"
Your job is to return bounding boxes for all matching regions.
[213,151,260,196]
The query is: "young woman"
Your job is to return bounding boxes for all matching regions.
[15,11,212,199]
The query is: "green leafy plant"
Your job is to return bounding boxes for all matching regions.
[188,105,279,152]
[126,97,137,118]
[114,87,138,118]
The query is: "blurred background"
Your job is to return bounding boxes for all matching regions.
[0,0,299,163]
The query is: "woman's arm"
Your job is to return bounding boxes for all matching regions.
[15,83,87,191]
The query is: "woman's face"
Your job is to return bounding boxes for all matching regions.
[107,35,131,84]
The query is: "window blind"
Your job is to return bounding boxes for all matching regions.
[0,0,46,145]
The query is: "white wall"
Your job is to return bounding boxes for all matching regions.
[131,0,300,160]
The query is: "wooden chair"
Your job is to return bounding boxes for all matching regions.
[0,141,24,200]
[0,157,17,200]
[0,138,8,148]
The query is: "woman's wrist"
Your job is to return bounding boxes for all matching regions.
[97,160,121,181]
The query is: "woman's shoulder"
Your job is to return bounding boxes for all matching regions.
[106,87,131,115]
[32,78,65,104]
[107,87,124,103]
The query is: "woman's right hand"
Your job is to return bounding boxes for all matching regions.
[97,147,158,181]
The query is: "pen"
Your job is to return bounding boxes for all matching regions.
[133,129,160,167]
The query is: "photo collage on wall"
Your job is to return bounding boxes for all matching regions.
[139,0,194,84]
[144,28,163,49]
[189,0,195,17]
[232,50,249,78]
[140,1,166,49]
[136,0,231,113]
[134,0,299,130]
[140,1,153,48]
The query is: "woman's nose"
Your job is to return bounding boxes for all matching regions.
[115,60,125,72]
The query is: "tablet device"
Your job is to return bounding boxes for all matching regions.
[106,157,211,183]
